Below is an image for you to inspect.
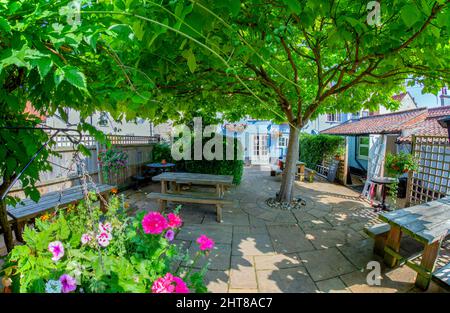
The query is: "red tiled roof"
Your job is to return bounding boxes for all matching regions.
[321,108,428,136]
[24,101,46,121]
[392,92,407,102]
[397,106,450,142]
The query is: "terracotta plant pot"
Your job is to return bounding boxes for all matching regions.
[161,159,167,165]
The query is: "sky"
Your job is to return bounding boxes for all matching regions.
[406,85,442,108]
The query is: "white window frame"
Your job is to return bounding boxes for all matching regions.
[326,113,341,123]
[357,136,370,160]
[278,136,288,148]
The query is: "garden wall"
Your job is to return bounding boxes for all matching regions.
[9,134,159,198]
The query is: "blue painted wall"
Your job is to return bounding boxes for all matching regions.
[348,136,368,171]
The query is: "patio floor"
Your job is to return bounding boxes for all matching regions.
[122,166,449,293]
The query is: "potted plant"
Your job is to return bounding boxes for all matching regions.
[384,152,419,207]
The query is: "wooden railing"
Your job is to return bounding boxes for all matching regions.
[54,134,160,148]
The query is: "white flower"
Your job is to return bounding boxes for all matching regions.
[45,280,62,293]
[81,233,92,245]
[96,231,112,247]
[98,222,112,233]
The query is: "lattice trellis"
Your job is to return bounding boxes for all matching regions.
[408,135,450,206]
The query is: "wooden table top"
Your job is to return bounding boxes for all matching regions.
[379,197,450,244]
[152,172,234,185]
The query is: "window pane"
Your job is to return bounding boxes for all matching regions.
[359,147,369,157]
[360,137,370,145]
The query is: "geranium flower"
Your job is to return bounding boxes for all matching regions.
[196,235,214,251]
[45,280,62,293]
[97,231,112,247]
[81,233,92,245]
[167,213,183,229]
[151,273,189,293]
[48,241,65,261]
[151,273,175,293]
[173,277,190,293]
[142,212,168,235]
[59,274,77,293]
[165,229,175,242]
[98,222,112,233]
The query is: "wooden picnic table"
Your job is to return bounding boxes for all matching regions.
[379,196,450,290]
[150,172,233,222]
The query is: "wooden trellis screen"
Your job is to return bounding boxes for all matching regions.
[408,135,450,206]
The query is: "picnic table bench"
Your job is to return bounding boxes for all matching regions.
[148,172,233,222]
[4,183,115,241]
[374,196,450,290]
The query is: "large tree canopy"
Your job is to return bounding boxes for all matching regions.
[1,0,450,250]
[121,0,450,201]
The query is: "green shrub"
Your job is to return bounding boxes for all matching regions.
[176,135,244,185]
[151,143,173,163]
[299,134,345,168]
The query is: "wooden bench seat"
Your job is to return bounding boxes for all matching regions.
[433,263,450,289]
[6,183,115,241]
[147,192,232,223]
[364,223,391,256]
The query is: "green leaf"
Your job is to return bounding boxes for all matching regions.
[62,65,87,90]
[31,57,52,79]
[181,49,197,73]
[0,16,11,32]
[283,0,301,14]
[6,157,17,176]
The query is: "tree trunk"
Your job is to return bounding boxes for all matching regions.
[0,197,13,252]
[277,125,300,203]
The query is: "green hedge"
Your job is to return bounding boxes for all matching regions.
[151,143,173,163]
[299,134,345,169]
[152,137,244,185]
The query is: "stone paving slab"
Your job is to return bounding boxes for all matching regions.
[254,253,302,270]
[299,247,356,281]
[232,233,276,256]
[177,224,233,244]
[316,277,351,293]
[230,255,258,289]
[256,266,317,293]
[184,243,232,271]
[268,225,315,254]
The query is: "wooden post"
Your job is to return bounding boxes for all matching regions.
[0,197,14,252]
[384,225,402,267]
[405,170,413,208]
[343,137,349,186]
[160,180,168,210]
[373,232,389,257]
[100,192,109,213]
[415,239,442,290]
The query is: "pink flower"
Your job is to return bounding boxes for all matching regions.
[142,212,168,235]
[173,276,190,293]
[48,241,64,261]
[81,234,92,245]
[151,273,189,293]
[167,213,183,229]
[59,274,77,293]
[196,235,214,251]
[99,222,112,233]
[96,231,112,247]
[151,273,175,293]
